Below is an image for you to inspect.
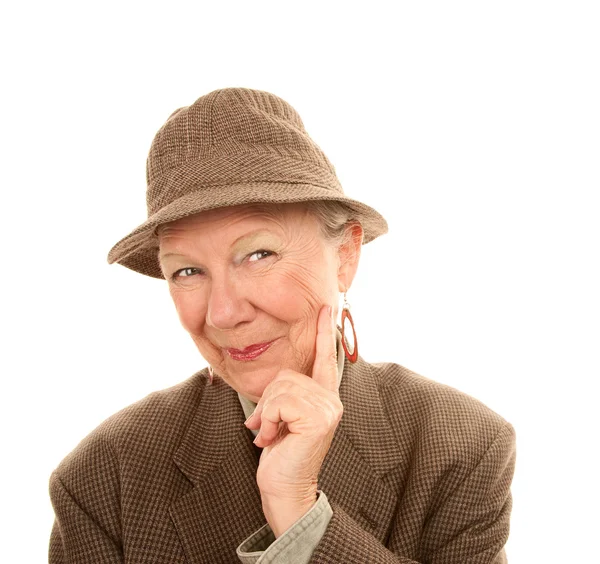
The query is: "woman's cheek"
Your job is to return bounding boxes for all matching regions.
[274,264,327,302]
[172,290,206,335]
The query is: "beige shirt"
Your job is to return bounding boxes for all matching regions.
[235,329,345,563]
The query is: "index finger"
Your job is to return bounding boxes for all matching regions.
[311,304,338,392]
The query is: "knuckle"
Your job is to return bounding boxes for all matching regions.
[280,391,299,404]
[271,379,293,394]
[265,392,296,413]
[261,401,279,421]
[277,368,297,380]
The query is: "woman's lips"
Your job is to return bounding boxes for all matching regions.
[225,339,278,361]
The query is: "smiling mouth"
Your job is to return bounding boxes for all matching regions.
[225,339,279,361]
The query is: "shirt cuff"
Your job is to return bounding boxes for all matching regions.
[236,490,333,564]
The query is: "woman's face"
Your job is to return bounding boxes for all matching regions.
[157,203,359,403]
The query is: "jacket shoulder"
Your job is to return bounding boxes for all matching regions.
[368,361,514,460]
[53,369,208,479]
[49,370,209,553]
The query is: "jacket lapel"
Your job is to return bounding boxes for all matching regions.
[318,355,403,544]
[169,376,265,563]
[169,356,403,561]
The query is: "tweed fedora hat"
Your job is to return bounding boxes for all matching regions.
[107,87,388,279]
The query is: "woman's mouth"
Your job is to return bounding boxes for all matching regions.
[225,339,278,361]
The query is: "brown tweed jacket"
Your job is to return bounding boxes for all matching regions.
[49,355,516,563]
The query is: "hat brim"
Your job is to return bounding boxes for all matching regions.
[107,181,388,279]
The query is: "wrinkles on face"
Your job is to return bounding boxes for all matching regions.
[157,203,341,403]
[272,243,332,358]
[159,209,284,271]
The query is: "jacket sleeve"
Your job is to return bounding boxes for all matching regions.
[48,433,124,564]
[308,422,516,564]
[49,471,123,563]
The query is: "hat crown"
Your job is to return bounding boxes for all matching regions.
[145,88,338,214]
[107,87,387,279]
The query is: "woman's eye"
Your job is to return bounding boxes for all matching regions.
[172,267,201,279]
[248,250,273,262]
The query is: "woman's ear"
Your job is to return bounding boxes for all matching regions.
[337,222,363,292]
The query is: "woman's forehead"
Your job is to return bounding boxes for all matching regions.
[157,203,316,243]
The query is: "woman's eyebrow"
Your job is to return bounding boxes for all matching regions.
[231,229,281,253]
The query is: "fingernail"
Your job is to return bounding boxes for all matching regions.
[253,431,261,444]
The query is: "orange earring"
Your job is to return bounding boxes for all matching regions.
[341,292,358,363]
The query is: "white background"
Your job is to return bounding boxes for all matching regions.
[2,1,598,562]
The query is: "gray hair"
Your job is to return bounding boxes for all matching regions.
[301,200,362,249]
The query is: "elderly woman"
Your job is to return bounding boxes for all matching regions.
[49,88,516,563]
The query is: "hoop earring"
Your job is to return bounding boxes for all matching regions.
[341,292,358,363]
[208,366,214,384]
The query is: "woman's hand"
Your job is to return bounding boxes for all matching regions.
[243,304,343,537]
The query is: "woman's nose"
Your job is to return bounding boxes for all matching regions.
[205,276,255,330]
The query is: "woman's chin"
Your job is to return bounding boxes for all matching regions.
[225,364,279,403]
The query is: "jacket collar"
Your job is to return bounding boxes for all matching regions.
[169,356,402,562]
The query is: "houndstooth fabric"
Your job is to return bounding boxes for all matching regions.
[49,355,516,563]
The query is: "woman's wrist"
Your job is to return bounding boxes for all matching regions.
[261,492,319,538]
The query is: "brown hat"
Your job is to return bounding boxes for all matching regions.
[107,87,388,279]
